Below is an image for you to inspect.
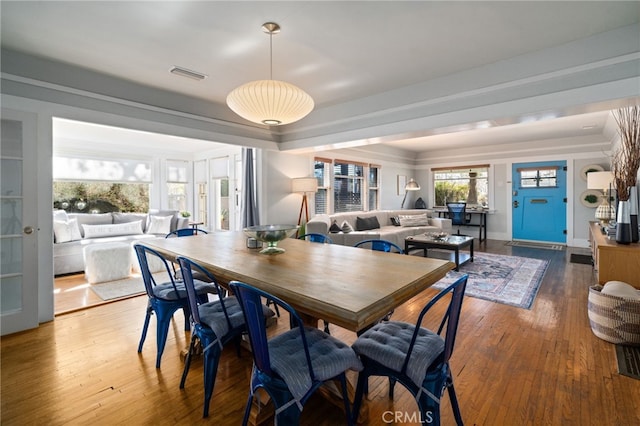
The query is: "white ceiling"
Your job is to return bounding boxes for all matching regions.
[2,1,639,153]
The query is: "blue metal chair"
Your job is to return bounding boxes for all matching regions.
[354,239,404,254]
[351,274,469,426]
[447,202,468,235]
[297,233,333,244]
[177,257,273,418]
[229,281,363,426]
[165,228,210,280]
[165,227,209,238]
[354,239,404,322]
[133,244,216,368]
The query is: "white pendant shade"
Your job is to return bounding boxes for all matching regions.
[227,79,314,126]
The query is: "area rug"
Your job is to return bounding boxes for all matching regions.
[505,241,565,251]
[431,252,549,309]
[90,272,165,301]
[615,345,640,380]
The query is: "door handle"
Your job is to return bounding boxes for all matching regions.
[23,226,34,235]
[513,200,519,208]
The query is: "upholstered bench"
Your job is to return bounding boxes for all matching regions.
[83,242,132,283]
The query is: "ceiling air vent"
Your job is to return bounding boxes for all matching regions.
[169,66,207,81]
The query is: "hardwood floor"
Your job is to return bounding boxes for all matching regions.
[3,240,639,425]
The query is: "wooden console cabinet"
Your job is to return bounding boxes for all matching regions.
[588,221,640,289]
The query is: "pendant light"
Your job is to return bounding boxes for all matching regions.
[226,22,314,126]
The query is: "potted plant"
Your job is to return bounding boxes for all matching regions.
[180,211,191,218]
[611,105,640,244]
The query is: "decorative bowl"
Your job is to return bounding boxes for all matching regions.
[243,225,299,254]
[427,231,449,241]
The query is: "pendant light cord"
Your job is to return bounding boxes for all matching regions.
[269,31,273,80]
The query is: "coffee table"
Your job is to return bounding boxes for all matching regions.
[405,234,474,271]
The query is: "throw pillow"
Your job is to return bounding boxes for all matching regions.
[356,216,381,231]
[146,215,173,234]
[390,216,401,227]
[112,212,148,233]
[329,220,341,233]
[398,214,430,227]
[341,221,354,233]
[82,220,144,239]
[53,218,82,243]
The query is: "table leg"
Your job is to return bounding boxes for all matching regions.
[470,239,474,262]
[454,248,460,271]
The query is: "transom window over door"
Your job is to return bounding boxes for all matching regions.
[432,165,489,207]
[518,166,558,188]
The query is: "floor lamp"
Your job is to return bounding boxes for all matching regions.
[401,178,421,209]
[292,177,318,236]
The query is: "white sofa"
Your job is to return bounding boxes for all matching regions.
[306,209,452,248]
[53,209,189,275]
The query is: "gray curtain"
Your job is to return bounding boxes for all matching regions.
[241,147,260,227]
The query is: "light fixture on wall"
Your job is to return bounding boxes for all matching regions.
[587,171,615,227]
[401,178,420,209]
[292,177,318,234]
[226,22,314,126]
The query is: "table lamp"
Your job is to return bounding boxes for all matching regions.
[587,171,615,227]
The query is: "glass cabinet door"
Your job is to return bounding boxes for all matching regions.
[1,109,38,335]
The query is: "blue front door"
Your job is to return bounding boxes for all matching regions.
[512,161,567,243]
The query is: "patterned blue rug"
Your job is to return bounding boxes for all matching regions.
[432,252,549,309]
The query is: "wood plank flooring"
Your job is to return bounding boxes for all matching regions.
[2,240,639,425]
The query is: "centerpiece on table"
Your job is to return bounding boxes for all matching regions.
[243,225,299,254]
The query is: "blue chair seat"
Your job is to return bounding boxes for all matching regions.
[352,321,444,389]
[198,297,273,346]
[269,326,362,405]
[151,280,216,300]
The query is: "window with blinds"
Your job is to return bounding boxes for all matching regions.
[166,160,188,212]
[314,158,331,214]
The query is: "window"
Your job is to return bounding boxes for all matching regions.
[166,160,188,212]
[53,155,151,212]
[368,165,380,210]
[314,158,331,214]
[518,166,558,188]
[314,158,380,213]
[334,160,365,212]
[433,165,489,207]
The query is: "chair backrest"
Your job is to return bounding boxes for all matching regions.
[176,256,230,328]
[401,274,468,374]
[447,202,467,226]
[298,233,333,244]
[229,281,316,380]
[133,244,181,299]
[166,228,209,238]
[354,239,404,254]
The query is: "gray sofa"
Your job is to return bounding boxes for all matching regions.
[53,209,189,275]
[306,209,452,248]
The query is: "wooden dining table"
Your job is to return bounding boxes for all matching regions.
[141,231,454,424]
[142,231,454,333]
